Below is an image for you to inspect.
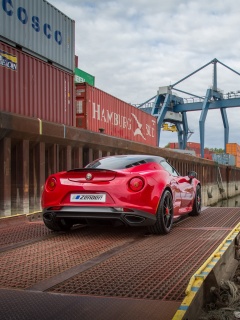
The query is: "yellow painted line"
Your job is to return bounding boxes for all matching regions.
[0,213,25,220]
[0,211,42,220]
[26,211,42,217]
[172,222,240,320]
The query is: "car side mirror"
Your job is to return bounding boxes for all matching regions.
[188,171,197,179]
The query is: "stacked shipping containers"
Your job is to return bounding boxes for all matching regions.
[186,142,201,157]
[169,142,240,166]
[1,0,158,147]
[204,149,213,160]
[168,142,214,159]
[0,0,75,125]
[76,83,157,147]
[169,142,201,154]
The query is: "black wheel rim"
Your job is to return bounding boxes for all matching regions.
[163,193,173,228]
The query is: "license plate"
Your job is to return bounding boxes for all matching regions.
[70,194,106,202]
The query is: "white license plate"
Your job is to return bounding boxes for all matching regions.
[70,194,106,202]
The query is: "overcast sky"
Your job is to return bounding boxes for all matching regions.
[48,0,240,149]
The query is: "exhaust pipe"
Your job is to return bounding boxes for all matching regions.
[43,212,55,221]
[124,215,146,224]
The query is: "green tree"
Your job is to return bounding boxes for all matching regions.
[209,148,224,153]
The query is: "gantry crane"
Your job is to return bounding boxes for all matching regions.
[138,58,240,157]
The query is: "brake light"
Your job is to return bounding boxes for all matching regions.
[129,177,144,191]
[46,177,57,191]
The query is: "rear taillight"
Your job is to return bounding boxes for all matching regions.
[46,177,57,191]
[129,177,144,192]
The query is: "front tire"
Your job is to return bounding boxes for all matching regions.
[189,184,201,216]
[148,190,174,235]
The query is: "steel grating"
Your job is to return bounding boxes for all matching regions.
[0,288,180,320]
[0,226,142,289]
[0,207,240,307]
[175,207,240,229]
[48,227,229,301]
[0,221,51,248]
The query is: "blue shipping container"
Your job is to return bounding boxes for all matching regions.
[212,153,235,166]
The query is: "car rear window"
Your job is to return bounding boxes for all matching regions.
[85,155,164,170]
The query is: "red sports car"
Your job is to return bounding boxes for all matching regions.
[41,154,201,234]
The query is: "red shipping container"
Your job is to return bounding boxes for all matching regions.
[0,41,74,126]
[76,83,157,146]
[204,154,213,160]
[187,142,201,149]
[168,142,179,149]
[169,143,176,149]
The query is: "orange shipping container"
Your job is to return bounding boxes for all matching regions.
[235,154,240,168]
[226,143,240,156]
[226,143,240,167]
[76,83,157,147]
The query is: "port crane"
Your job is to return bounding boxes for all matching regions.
[138,58,240,157]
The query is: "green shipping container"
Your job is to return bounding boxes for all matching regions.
[74,68,95,86]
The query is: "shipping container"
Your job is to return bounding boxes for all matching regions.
[204,154,212,160]
[75,68,95,86]
[0,41,74,126]
[76,83,157,147]
[226,143,240,156]
[212,153,235,166]
[236,156,240,168]
[169,142,179,149]
[0,0,75,71]
[187,142,201,149]
[226,143,240,168]
[168,141,214,157]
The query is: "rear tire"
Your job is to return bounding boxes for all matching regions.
[43,216,73,232]
[189,185,201,216]
[148,190,173,235]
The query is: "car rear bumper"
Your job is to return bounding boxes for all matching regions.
[42,206,157,227]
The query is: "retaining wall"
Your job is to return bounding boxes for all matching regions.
[1,111,240,216]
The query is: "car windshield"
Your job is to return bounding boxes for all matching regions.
[85,155,164,170]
